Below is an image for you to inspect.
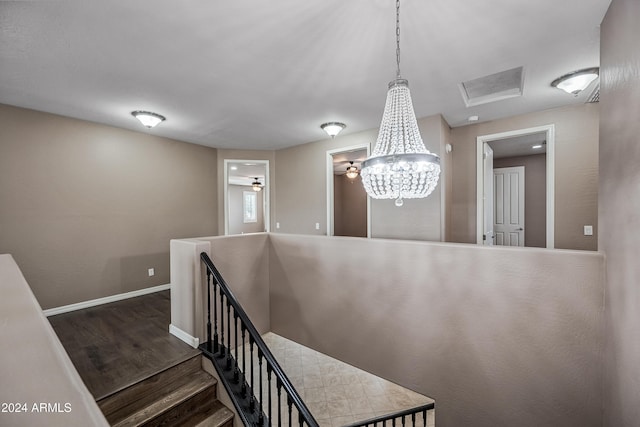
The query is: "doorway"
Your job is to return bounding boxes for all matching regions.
[476,125,554,248]
[224,159,270,235]
[326,145,370,237]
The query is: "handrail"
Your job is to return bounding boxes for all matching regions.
[343,402,435,427]
[199,252,319,427]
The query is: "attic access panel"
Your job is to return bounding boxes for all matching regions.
[459,66,524,107]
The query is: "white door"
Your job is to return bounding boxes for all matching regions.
[493,166,525,246]
[483,143,494,245]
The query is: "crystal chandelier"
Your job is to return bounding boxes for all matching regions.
[360,0,440,207]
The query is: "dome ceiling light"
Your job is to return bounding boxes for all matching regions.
[551,67,599,95]
[131,110,166,128]
[320,122,346,138]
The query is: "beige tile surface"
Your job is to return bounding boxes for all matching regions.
[239,333,435,427]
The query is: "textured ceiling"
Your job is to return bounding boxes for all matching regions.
[0,0,611,150]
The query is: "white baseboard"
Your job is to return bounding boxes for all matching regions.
[169,324,200,348]
[43,284,171,317]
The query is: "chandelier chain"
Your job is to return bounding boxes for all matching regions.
[396,0,401,78]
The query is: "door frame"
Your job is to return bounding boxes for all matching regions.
[482,142,494,245]
[223,159,270,236]
[476,124,555,248]
[326,144,371,237]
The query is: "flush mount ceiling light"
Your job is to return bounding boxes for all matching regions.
[551,68,599,95]
[345,161,359,179]
[131,111,166,128]
[360,0,440,207]
[252,177,263,192]
[532,141,547,150]
[320,122,346,138]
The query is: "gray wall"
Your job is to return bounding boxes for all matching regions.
[208,234,271,335]
[228,184,264,234]
[274,114,446,241]
[334,174,367,238]
[0,104,218,309]
[600,0,640,425]
[450,103,599,250]
[493,154,546,248]
[267,234,604,427]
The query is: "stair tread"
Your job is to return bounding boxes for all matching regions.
[99,354,206,418]
[112,370,216,427]
[190,401,234,427]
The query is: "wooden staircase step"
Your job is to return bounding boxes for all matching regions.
[112,370,217,427]
[98,354,203,421]
[188,400,234,427]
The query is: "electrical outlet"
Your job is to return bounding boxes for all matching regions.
[148,268,155,277]
[584,225,593,236]
[315,223,320,230]
[276,222,280,229]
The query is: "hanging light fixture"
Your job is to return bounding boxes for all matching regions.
[360,0,440,207]
[252,177,263,192]
[551,67,599,95]
[131,110,166,128]
[320,122,346,138]
[345,161,359,179]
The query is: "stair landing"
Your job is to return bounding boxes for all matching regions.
[258,333,435,427]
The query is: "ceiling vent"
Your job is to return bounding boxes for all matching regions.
[459,66,524,107]
[587,84,600,103]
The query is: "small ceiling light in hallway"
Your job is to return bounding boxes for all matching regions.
[252,177,263,192]
[131,111,166,128]
[346,161,359,179]
[551,68,599,95]
[360,0,440,207]
[320,122,346,138]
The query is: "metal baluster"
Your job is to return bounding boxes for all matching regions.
[226,300,232,370]
[298,411,304,427]
[249,338,255,412]
[233,311,239,381]
[277,380,282,427]
[411,412,416,427]
[422,409,426,427]
[392,418,396,427]
[219,292,225,357]
[267,366,272,426]
[213,278,218,353]
[206,269,212,352]
[287,396,292,427]
[258,350,264,424]
[241,324,247,397]
[402,415,406,427]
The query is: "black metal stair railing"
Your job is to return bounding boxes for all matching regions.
[343,403,435,427]
[199,252,319,427]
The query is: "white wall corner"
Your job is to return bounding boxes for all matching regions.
[169,323,200,348]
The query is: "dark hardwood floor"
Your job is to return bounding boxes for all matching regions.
[49,291,200,401]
